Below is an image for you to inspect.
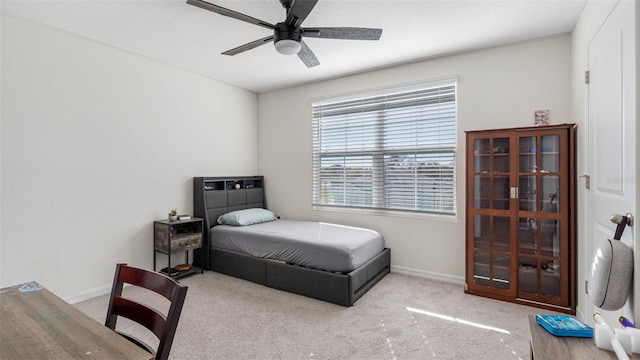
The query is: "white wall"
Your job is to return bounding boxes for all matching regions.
[0,14,259,300]
[258,35,572,281]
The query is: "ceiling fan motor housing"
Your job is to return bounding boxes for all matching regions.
[274,22,302,43]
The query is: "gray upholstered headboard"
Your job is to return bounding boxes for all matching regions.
[193,176,265,269]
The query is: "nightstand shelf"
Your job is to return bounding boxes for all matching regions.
[153,217,204,279]
[158,265,202,279]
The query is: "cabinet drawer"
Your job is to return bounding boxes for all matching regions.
[155,233,202,253]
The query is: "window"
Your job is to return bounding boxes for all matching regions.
[312,80,457,215]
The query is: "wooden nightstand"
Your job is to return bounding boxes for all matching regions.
[153,217,204,279]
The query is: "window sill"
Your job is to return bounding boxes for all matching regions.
[312,205,457,222]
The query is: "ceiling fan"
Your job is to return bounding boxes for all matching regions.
[186,0,383,68]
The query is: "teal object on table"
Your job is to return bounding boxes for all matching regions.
[535,315,594,338]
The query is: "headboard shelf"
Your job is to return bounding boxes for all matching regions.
[193,176,265,269]
[203,178,263,191]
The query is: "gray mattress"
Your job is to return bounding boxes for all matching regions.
[209,220,384,273]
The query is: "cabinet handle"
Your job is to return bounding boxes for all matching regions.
[510,187,519,199]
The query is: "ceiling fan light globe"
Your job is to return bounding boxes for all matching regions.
[275,39,301,55]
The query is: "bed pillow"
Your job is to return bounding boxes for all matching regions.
[217,208,277,226]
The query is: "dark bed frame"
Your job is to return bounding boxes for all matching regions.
[193,176,390,306]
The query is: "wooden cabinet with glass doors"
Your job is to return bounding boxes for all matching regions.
[465,124,575,314]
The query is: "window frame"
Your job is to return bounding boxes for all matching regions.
[311,78,458,217]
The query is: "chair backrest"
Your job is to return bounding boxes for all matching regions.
[105,263,188,360]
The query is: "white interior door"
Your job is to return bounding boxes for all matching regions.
[586,0,636,327]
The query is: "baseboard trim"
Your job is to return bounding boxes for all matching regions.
[391,265,465,286]
[64,284,113,304]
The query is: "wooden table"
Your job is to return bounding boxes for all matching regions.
[529,314,640,359]
[0,281,153,360]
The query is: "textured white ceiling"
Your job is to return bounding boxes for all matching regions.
[1,0,587,93]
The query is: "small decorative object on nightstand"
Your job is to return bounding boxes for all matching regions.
[154,217,203,279]
[168,209,178,221]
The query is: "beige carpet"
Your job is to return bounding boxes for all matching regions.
[75,271,541,360]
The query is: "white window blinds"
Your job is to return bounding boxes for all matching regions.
[312,80,457,215]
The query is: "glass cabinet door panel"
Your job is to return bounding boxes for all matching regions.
[493,254,510,290]
[541,135,560,173]
[541,135,560,152]
[540,135,560,173]
[475,155,489,173]
[518,256,538,294]
[473,215,490,249]
[492,137,510,173]
[473,251,490,286]
[493,177,510,210]
[541,260,561,298]
[475,139,490,155]
[541,176,560,213]
[493,216,511,251]
[519,136,536,153]
[519,136,537,172]
[474,176,490,208]
[520,154,536,173]
[518,217,537,254]
[474,137,489,173]
[540,220,560,257]
[541,153,559,173]
[493,137,510,154]
[519,176,537,211]
[493,154,509,173]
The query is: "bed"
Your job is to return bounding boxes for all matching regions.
[193,176,391,306]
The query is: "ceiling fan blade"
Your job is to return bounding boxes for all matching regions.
[286,0,319,27]
[187,0,275,30]
[303,27,382,40]
[222,36,275,56]
[297,41,319,68]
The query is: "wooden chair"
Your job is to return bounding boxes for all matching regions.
[105,263,188,360]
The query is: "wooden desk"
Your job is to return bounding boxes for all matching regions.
[529,314,640,360]
[0,281,152,360]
